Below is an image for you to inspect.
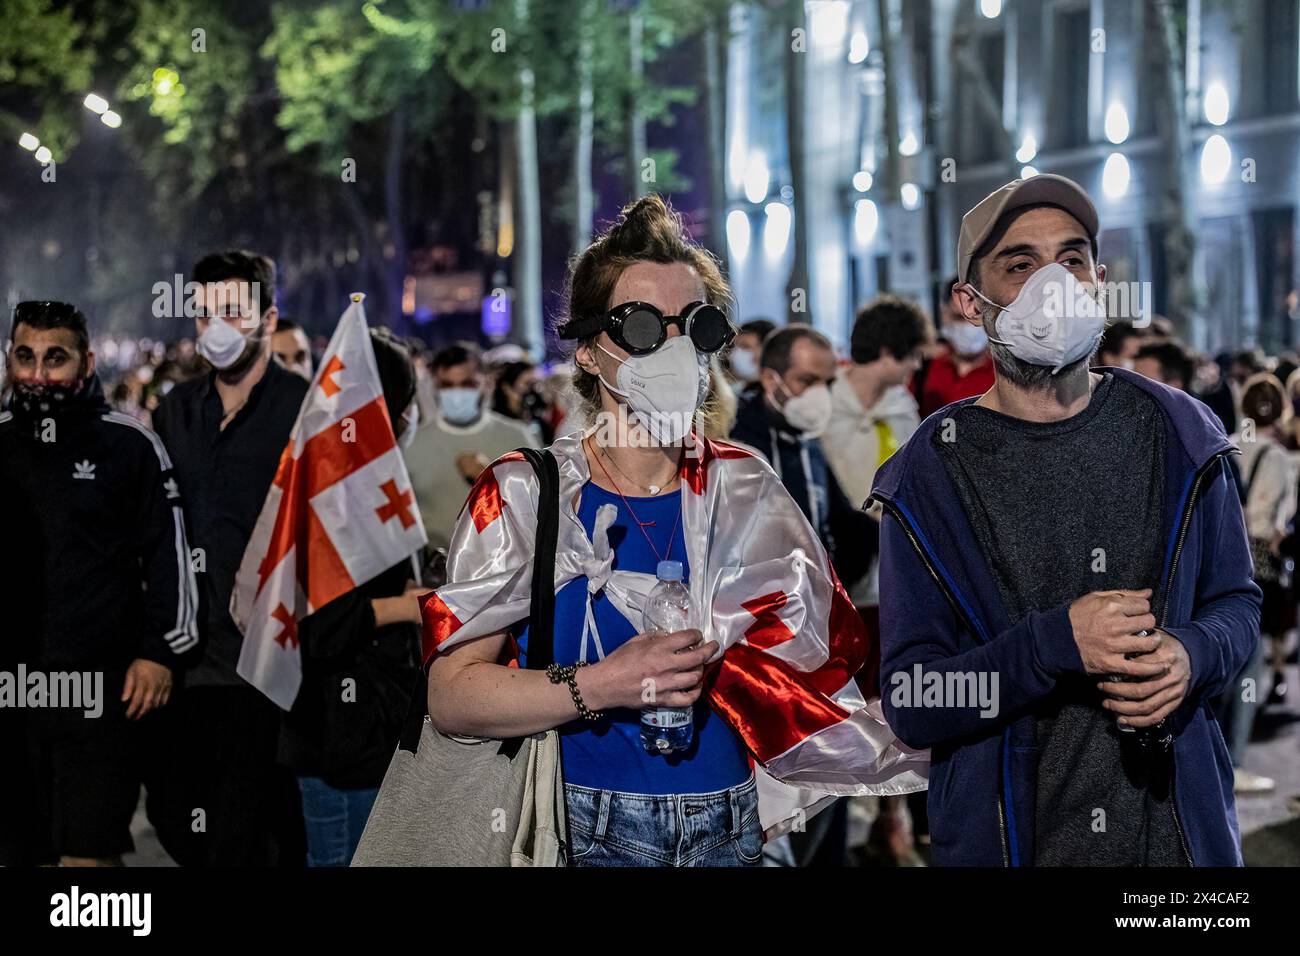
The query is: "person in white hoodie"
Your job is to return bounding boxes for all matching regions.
[823,294,930,866]
[1226,373,1297,794]
[824,294,930,610]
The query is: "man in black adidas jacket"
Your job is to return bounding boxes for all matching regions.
[0,301,199,866]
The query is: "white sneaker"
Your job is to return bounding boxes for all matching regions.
[1234,768,1277,794]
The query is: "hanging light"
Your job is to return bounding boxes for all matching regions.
[1200,134,1232,184]
[854,199,879,245]
[727,209,752,260]
[763,202,791,257]
[1204,82,1230,126]
[1016,133,1038,164]
[1104,103,1130,145]
[1102,152,1130,198]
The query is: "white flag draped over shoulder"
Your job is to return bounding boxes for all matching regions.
[232,295,427,709]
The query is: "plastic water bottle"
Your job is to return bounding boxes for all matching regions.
[640,560,696,755]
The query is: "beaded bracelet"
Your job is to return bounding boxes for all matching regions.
[546,662,602,722]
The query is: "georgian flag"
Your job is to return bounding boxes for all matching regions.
[233,295,427,709]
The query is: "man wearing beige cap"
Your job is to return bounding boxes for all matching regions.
[868,174,1260,866]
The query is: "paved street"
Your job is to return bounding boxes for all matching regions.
[124,663,1300,868]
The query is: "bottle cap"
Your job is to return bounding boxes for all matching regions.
[656,560,684,581]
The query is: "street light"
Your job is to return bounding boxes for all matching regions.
[1016,133,1038,164]
[1104,103,1130,145]
[1204,82,1230,126]
[1102,152,1130,198]
[34,146,52,164]
[18,132,39,151]
[84,93,109,114]
[848,32,869,64]
[1200,134,1232,184]
[101,110,122,129]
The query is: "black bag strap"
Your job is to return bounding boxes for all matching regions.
[515,446,561,669]
[1246,443,1275,497]
[399,447,560,755]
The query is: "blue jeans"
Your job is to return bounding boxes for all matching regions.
[564,775,762,867]
[297,777,379,867]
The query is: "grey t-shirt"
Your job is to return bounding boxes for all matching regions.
[935,373,1188,866]
[403,411,541,551]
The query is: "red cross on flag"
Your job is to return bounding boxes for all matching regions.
[232,294,427,709]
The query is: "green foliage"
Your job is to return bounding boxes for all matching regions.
[117,0,264,200]
[264,0,440,161]
[0,0,96,159]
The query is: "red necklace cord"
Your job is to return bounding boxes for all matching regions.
[587,437,683,565]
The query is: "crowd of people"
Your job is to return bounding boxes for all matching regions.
[1,173,1294,868]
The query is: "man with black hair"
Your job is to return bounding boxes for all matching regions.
[404,341,538,550]
[1134,339,1196,392]
[271,318,313,380]
[0,300,199,866]
[825,296,928,603]
[151,250,310,866]
[1096,319,1143,370]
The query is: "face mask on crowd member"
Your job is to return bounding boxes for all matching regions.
[944,320,990,358]
[397,401,420,449]
[6,301,95,419]
[729,344,760,382]
[438,387,482,426]
[760,332,837,438]
[952,188,1106,385]
[195,279,277,377]
[272,323,313,380]
[594,335,709,444]
[967,262,1105,374]
[433,355,485,427]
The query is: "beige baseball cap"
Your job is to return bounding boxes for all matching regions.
[957,174,1099,283]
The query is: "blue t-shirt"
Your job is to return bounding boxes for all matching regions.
[518,481,751,795]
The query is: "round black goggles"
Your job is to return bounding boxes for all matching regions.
[558,301,736,356]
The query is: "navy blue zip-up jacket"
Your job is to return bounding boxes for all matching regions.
[868,368,1260,866]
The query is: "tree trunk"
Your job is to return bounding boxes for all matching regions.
[574,0,596,255]
[875,0,901,203]
[784,0,809,322]
[515,0,544,354]
[384,98,409,334]
[626,6,648,199]
[1147,0,1200,341]
[702,6,730,269]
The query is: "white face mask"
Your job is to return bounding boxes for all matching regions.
[945,320,989,357]
[779,380,833,437]
[597,335,707,445]
[970,262,1105,374]
[730,347,760,382]
[438,387,481,426]
[197,318,253,370]
[398,402,420,449]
